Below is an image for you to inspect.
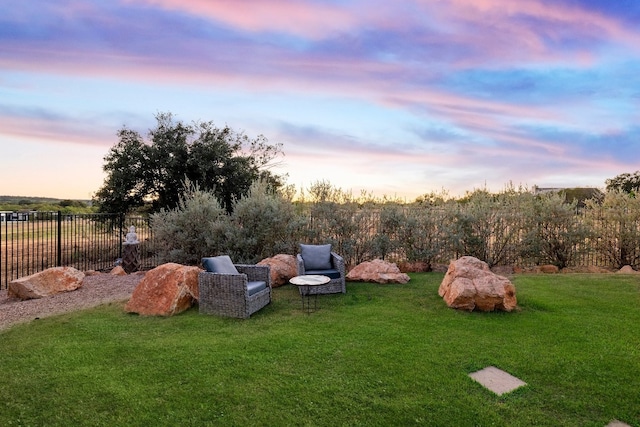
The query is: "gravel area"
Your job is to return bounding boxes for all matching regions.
[0,272,145,331]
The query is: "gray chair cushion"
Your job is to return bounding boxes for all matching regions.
[304,269,341,279]
[247,281,268,296]
[202,255,239,274]
[300,244,332,270]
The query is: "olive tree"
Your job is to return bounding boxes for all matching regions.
[520,192,591,269]
[227,181,306,263]
[584,191,640,269]
[449,187,527,267]
[151,183,231,265]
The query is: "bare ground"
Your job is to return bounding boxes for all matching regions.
[0,272,145,331]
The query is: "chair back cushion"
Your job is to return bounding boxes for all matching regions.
[303,269,341,279]
[202,255,239,274]
[300,244,332,270]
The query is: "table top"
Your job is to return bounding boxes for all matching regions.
[289,275,331,286]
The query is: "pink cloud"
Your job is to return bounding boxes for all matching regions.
[130,0,358,38]
[409,0,640,66]
[0,114,113,148]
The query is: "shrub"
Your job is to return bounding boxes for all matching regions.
[151,184,230,265]
[227,181,306,263]
[520,192,591,269]
[584,191,640,269]
[393,204,450,269]
[299,181,381,266]
[448,187,527,267]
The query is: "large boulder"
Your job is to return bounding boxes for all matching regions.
[125,263,200,316]
[8,266,84,300]
[438,256,517,312]
[258,254,297,287]
[346,259,410,284]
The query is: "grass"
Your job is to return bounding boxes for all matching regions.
[1,273,639,427]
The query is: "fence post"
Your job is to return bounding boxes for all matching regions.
[57,210,62,267]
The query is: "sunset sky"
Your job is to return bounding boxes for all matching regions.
[1,0,639,201]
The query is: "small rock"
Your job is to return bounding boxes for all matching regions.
[539,265,560,274]
[110,266,127,276]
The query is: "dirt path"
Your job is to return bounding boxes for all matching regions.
[0,272,145,331]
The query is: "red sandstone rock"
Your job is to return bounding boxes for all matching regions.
[124,263,201,316]
[346,259,410,284]
[8,266,85,300]
[617,265,637,274]
[438,256,517,312]
[539,264,560,274]
[258,254,297,287]
[110,266,127,276]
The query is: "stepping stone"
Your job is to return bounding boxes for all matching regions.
[468,366,526,395]
[606,421,631,427]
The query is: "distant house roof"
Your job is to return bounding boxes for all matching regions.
[532,186,565,194]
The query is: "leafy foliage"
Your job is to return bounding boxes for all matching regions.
[150,183,230,265]
[520,192,591,268]
[448,187,528,267]
[151,181,307,265]
[298,181,386,265]
[584,191,640,269]
[94,112,283,214]
[140,179,640,270]
[396,205,451,269]
[0,196,94,214]
[227,181,306,263]
[605,171,640,195]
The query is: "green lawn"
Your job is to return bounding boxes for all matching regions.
[1,273,639,426]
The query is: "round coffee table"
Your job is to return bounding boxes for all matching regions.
[289,275,330,313]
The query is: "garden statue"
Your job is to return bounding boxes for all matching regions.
[125,225,139,244]
[122,225,140,273]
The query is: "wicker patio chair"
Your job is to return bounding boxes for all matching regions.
[296,244,346,295]
[198,255,271,319]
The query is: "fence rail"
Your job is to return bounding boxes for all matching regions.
[2,205,638,290]
[1,212,157,290]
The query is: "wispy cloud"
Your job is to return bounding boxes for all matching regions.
[1,0,639,198]
[0,106,115,147]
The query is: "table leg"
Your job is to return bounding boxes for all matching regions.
[299,286,319,313]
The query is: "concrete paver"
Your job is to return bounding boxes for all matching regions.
[468,366,527,396]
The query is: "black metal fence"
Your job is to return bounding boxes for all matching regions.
[1,212,157,290]
[3,205,638,290]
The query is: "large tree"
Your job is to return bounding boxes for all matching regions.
[93,112,283,214]
[605,171,640,195]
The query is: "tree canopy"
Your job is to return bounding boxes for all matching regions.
[605,171,640,195]
[93,113,284,214]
